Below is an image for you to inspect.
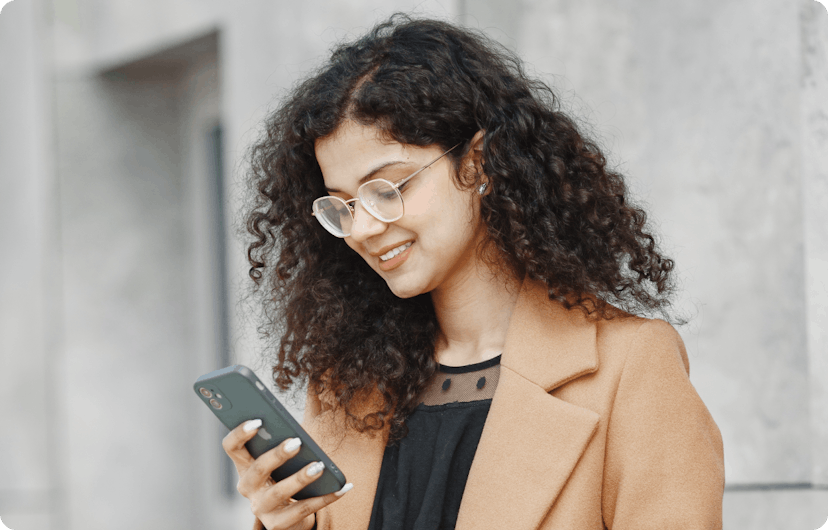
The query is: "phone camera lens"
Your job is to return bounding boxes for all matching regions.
[199,387,213,398]
[209,398,222,409]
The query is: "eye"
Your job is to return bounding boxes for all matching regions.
[379,187,399,200]
[336,198,356,212]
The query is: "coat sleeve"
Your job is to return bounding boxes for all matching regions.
[601,319,725,529]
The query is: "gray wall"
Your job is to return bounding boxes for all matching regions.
[1,0,826,529]
[1,0,59,528]
[803,0,828,491]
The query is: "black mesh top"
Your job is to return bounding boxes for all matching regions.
[367,355,502,530]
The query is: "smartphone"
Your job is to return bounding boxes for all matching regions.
[194,365,346,499]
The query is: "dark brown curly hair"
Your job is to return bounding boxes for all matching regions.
[246,15,677,442]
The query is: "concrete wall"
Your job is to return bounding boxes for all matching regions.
[47,28,248,530]
[802,0,828,490]
[1,0,827,529]
[0,0,59,528]
[55,66,192,530]
[51,0,222,72]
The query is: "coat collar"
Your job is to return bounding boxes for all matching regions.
[501,277,599,391]
[307,277,601,530]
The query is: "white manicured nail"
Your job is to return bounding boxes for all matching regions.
[243,419,262,432]
[306,461,325,477]
[335,483,353,497]
[284,437,302,452]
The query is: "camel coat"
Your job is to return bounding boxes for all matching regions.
[299,278,725,530]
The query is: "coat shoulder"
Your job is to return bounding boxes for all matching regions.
[594,316,690,376]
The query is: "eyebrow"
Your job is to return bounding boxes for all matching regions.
[325,160,412,193]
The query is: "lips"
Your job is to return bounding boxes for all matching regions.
[378,242,414,272]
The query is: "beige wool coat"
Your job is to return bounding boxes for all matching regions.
[298,278,725,530]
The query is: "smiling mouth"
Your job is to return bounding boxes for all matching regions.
[378,242,414,272]
[380,241,413,262]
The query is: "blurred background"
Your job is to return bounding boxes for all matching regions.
[1,0,826,528]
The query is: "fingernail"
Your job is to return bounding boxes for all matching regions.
[306,461,325,477]
[243,419,262,432]
[284,437,302,452]
[334,483,353,497]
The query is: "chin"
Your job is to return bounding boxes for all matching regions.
[383,277,429,299]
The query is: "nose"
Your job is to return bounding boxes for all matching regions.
[348,202,388,242]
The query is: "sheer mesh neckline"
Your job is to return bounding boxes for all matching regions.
[437,354,502,374]
[418,355,501,406]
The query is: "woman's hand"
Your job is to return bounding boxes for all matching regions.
[223,419,353,530]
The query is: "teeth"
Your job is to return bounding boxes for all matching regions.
[380,242,412,261]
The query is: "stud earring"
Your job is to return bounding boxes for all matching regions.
[477,182,488,194]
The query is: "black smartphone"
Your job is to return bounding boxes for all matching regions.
[194,365,346,499]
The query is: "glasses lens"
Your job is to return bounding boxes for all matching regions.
[313,197,352,237]
[359,180,403,222]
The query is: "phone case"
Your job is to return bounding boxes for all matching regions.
[194,365,346,499]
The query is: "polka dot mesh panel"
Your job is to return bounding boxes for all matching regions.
[417,357,501,406]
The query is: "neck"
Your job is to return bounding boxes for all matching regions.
[430,260,521,367]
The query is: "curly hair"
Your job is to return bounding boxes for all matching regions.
[246,14,676,442]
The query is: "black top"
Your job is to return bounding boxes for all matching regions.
[367,355,502,530]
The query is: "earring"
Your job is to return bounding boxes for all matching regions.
[477,182,488,194]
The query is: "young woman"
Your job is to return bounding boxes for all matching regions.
[222,15,725,530]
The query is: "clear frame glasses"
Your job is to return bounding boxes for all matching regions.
[311,143,461,238]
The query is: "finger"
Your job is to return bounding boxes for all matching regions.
[238,437,303,496]
[255,459,327,509]
[276,484,354,523]
[222,419,263,475]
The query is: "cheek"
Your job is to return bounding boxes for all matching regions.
[405,177,476,225]
[417,191,480,251]
[401,180,442,217]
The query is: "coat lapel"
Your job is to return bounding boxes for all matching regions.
[455,368,600,529]
[455,279,601,530]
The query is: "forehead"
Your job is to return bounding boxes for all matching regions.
[314,121,416,192]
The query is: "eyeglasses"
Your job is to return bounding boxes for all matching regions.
[311,143,460,238]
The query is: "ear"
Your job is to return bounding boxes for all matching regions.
[466,130,488,191]
[469,130,485,158]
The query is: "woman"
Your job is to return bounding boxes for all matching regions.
[222,15,725,530]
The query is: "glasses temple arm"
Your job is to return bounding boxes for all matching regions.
[391,142,462,191]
